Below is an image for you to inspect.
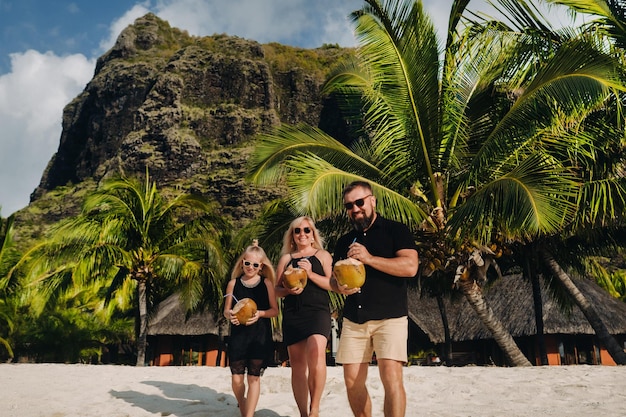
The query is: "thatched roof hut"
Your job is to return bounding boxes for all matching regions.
[409,274,626,344]
[147,293,286,366]
[148,293,282,341]
[148,275,626,366]
[147,293,226,337]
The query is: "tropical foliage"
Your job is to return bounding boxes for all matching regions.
[0,214,18,359]
[3,0,626,367]
[249,0,626,365]
[13,173,230,366]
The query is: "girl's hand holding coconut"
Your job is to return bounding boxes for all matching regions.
[229,297,259,326]
[229,310,260,326]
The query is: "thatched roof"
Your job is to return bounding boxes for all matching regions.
[147,293,225,336]
[148,293,282,341]
[408,274,626,344]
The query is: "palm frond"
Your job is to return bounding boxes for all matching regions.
[450,153,579,241]
[283,152,428,228]
[247,123,382,186]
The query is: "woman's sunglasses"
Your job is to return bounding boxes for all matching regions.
[243,260,260,268]
[294,227,312,235]
[344,195,372,210]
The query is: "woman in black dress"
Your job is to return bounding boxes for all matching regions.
[224,240,278,417]
[275,217,332,417]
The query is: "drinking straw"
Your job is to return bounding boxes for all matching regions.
[224,293,239,303]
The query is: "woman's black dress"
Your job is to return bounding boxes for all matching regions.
[282,254,331,346]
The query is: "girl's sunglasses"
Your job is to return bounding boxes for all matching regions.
[243,260,260,268]
[294,227,312,234]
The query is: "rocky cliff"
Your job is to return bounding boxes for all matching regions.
[17,13,353,239]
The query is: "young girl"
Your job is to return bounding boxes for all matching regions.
[224,240,278,417]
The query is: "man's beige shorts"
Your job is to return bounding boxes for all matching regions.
[336,316,408,364]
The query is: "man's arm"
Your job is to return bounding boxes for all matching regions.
[348,244,418,278]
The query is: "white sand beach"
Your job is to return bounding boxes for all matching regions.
[1,363,625,417]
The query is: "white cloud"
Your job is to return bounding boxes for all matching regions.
[153,0,360,47]
[0,51,93,215]
[99,4,152,52]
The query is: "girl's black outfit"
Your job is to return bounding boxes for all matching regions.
[228,276,273,375]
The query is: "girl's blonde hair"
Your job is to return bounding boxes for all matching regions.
[280,216,325,256]
[231,239,276,284]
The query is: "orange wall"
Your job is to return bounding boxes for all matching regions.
[150,335,228,366]
[600,349,617,366]
[542,336,562,366]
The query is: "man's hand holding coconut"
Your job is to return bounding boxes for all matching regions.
[332,243,367,295]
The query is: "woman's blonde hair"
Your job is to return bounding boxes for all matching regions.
[231,239,276,284]
[280,216,325,256]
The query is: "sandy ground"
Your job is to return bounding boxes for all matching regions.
[1,363,625,416]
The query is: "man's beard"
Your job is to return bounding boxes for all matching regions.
[350,213,373,231]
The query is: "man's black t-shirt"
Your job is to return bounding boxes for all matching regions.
[333,215,417,324]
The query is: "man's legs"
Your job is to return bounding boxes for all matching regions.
[371,317,407,417]
[378,358,405,417]
[343,362,371,417]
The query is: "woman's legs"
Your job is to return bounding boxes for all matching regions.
[288,335,328,417]
[306,334,328,417]
[288,340,310,417]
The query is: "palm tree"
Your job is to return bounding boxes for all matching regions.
[547,0,626,49]
[249,0,626,366]
[0,213,17,359]
[17,173,230,366]
[482,0,626,365]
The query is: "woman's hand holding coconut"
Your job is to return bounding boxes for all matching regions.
[282,259,311,295]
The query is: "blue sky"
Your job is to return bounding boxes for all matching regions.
[0,0,576,216]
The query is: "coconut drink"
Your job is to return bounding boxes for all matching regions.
[283,265,308,289]
[333,257,366,289]
[232,297,257,324]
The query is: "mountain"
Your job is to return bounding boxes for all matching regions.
[13,13,354,246]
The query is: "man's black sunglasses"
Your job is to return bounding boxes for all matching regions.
[344,195,372,210]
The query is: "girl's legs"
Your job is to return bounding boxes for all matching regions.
[245,374,261,417]
[244,359,265,417]
[231,372,247,417]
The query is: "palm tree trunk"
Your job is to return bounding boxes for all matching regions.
[524,251,548,365]
[136,280,148,367]
[530,271,549,365]
[436,293,452,365]
[458,279,532,367]
[542,252,626,365]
